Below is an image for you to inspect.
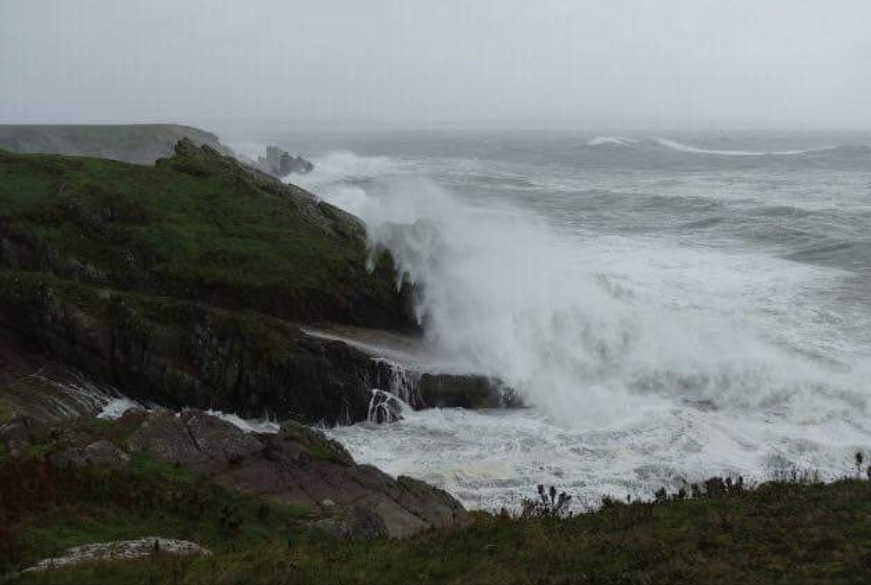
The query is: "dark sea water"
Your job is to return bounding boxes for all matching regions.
[226,127,871,510]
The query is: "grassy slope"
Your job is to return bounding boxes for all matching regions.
[0,145,409,328]
[7,477,871,585]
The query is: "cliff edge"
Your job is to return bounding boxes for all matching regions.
[0,124,232,165]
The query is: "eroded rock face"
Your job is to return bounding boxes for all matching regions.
[123,410,468,538]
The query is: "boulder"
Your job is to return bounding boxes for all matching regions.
[24,537,210,572]
[125,410,468,538]
[126,409,209,467]
[49,440,129,468]
[417,373,522,410]
[312,505,388,540]
[257,145,314,178]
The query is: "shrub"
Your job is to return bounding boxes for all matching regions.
[521,484,573,519]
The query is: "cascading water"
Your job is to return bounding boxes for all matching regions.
[367,360,421,423]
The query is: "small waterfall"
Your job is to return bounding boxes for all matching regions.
[366,360,422,423]
[30,370,114,419]
[9,365,132,422]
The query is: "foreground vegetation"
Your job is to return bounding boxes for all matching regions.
[5,455,871,585]
[0,453,311,578]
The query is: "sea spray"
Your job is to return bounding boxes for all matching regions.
[299,158,864,429]
[288,143,871,509]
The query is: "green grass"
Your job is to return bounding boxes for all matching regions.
[0,398,17,424]
[125,451,201,483]
[9,479,871,584]
[0,454,310,576]
[25,155,341,290]
[0,144,407,328]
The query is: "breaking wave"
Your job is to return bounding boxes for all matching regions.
[653,137,832,156]
[292,148,871,509]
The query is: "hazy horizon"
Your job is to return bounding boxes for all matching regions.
[2,1,871,130]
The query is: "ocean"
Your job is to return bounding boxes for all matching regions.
[227,128,871,511]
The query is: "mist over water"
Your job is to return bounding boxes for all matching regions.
[239,130,871,509]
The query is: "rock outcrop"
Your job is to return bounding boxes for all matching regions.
[24,538,210,573]
[301,326,523,415]
[417,373,521,409]
[7,409,469,539]
[128,410,468,538]
[0,341,120,425]
[256,145,314,178]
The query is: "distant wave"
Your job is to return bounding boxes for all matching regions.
[587,136,640,147]
[653,137,832,157]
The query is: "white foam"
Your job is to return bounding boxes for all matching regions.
[97,398,144,420]
[587,136,639,147]
[328,405,869,511]
[206,410,281,434]
[302,149,870,510]
[654,137,828,156]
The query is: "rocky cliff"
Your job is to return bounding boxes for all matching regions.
[0,140,417,424]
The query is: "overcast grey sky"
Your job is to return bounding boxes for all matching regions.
[1,0,870,128]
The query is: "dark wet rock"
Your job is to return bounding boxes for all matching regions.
[301,327,521,415]
[0,417,37,457]
[0,338,117,425]
[312,505,388,540]
[278,420,355,466]
[126,409,212,467]
[0,268,406,425]
[49,440,129,468]
[417,373,521,410]
[124,410,467,538]
[182,410,264,466]
[126,409,263,472]
[4,409,467,539]
[257,146,314,178]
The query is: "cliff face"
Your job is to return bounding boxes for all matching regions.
[0,141,417,424]
[0,124,233,165]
